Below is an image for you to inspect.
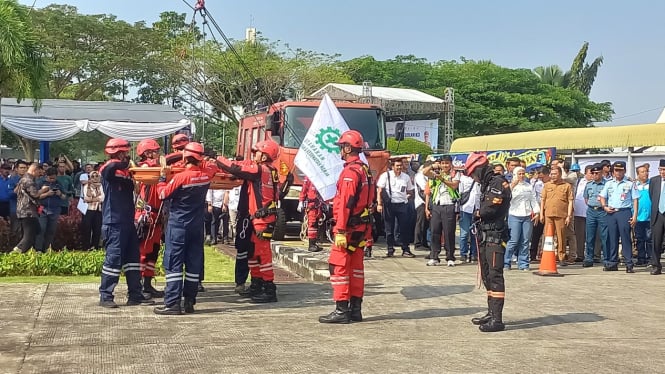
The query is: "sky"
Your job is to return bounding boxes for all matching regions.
[20,0,665,126]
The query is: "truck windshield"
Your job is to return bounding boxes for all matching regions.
[282,106,386,150]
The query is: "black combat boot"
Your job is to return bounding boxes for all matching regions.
[143,276,164,298]
[471,296,492,325]
[239,278,263,297]
[364,246,372,258]
[251,281,278,303]
[318,300,350,324]
[308,238,322,252]
[349,296,363,322]
[183,298,195,314]
[479,297,505,332]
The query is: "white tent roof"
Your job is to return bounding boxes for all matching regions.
[0,98,191,141]
[313,83,444,103]
[310,83,445,116]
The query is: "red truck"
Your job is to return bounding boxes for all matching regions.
[236,99,390,240]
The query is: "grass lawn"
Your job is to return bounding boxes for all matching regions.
[0,246,235,284]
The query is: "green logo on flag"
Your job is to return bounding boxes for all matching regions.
[315,127,342,154]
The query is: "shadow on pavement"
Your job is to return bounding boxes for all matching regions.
[506,312,606,331]
[400,285,475,300]
[364,306,485,322]
[193,283,333,310]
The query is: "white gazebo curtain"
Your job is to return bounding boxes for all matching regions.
[0,117,192,142]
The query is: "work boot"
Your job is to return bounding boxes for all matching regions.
[153,304,183,315]
[143,276,164,298]
[479,297,505,332]
[349,296,363,322]
[239,278,263,297]
[471,296,492,325]
[198,282,206,293]
[183,298,195,314]
[319,300,350,324]
[251,281,278,303]
[364,246,372,258]
[126,296,155,306]
[99,300,118,309]
[308,238,322,252]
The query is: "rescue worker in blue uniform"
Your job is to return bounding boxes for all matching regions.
[599,161,639,273]
[466,152,511,332]
[98,138,154,308]
[154,142,211,315]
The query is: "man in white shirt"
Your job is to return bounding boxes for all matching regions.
[573,165,592,262]
[227,185,241,242]
[206,188,227,245]
[377,159,416,257]
[459,172,480,262]
[413,162,431,250]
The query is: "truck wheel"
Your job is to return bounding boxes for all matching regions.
[272,208,287,241]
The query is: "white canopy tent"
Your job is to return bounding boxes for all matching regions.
[0,98,192,143]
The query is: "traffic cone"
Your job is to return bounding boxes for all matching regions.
[534,222,563,277]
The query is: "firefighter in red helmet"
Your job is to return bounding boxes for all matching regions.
[214,140,280,303]
[165,133,190,167]
[154,142,211,315]
[134,139,165,297]
[319,130,375,323]
[99,138,153,308]
[298,176,324,252]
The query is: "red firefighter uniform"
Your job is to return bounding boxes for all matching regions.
[319,130,374,324]
[135,159,163,278]
[215,140,280,303]
[330,156,374,301]
[298,177,324,252]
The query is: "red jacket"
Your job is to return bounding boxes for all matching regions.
[137,159,161,210]
[333,155,374,233]
[298,177,321,203]
[216,158,278,225]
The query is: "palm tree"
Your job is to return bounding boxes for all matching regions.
[0,0,47,160]
[533,65,565,87]
[533,42,603,97]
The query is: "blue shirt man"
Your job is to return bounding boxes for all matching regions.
[599,161,639,272]
[633,164,652,265]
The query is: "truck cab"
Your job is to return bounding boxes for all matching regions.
[237,100,390,240]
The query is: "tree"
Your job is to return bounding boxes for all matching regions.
[534,42,603,97]
[0,0,47,161]
[340,56,613,138]
[26,5,159,160]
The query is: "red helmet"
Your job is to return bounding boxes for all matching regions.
[183,142,205,161]
[136,139,160,157]
[104,138,130,155]
[336,130,364,149]
[465,152,488,175]
[172,134,190,150]
[252,140,279,161]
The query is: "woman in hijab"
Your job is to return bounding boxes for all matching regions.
[81,171,104,250]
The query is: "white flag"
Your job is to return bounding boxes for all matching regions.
[294,94,367,201]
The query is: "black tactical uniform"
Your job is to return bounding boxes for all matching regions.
[472,165,511,332]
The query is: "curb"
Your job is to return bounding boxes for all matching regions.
[271,242,330,281]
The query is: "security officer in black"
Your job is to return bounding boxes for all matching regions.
[466,152,511,332]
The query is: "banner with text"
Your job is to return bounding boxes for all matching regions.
[430,148,556,171]
[386,119,438,149]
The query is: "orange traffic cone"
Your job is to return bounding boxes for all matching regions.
[534,222,563,277]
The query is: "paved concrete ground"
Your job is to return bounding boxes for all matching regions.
[2,241,665,373]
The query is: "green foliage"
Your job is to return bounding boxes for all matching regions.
[388,138,433,158]
[535,42,604,97]
[0,250,106,276]
[341,56,613,138]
